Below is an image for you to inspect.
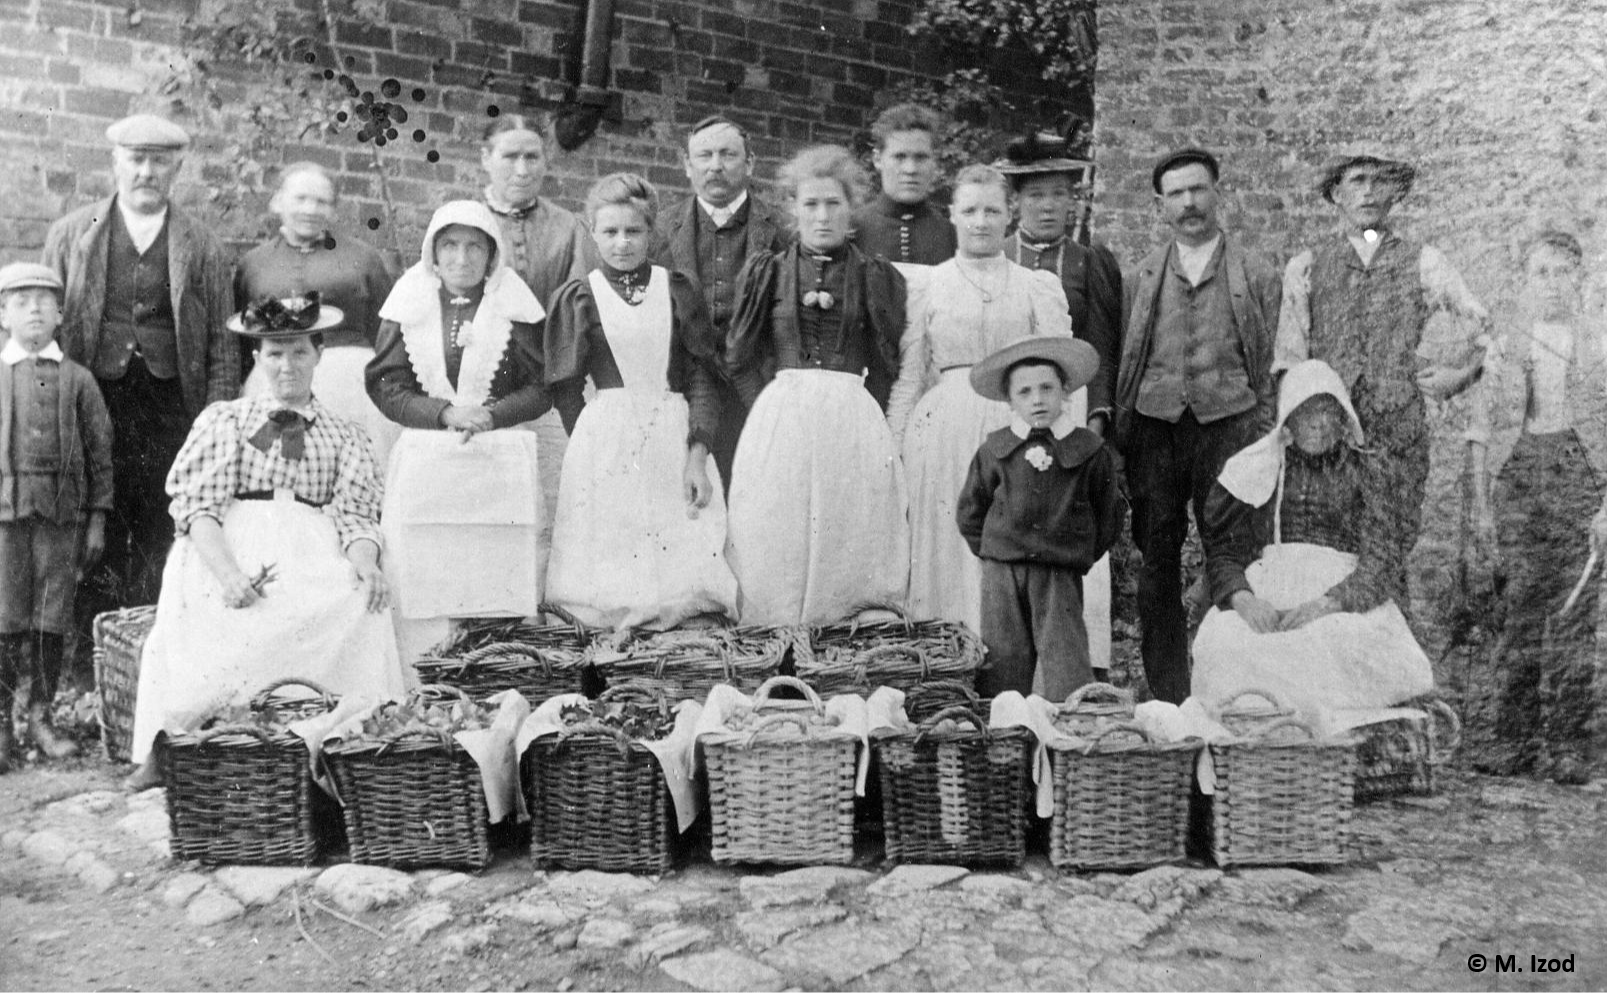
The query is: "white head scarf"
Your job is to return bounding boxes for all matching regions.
[1216,359,1365,508]
[377,200,545,406]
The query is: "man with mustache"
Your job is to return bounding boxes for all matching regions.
[42,114,237,612]
[1113,148,1281,704]
[651,116,790,490]
[851,103,957,265]
[1274,148,1490,620]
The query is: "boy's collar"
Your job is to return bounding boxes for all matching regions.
[1010,410,1077,439]
[1,338,63,365]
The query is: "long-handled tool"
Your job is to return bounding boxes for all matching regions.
[1559,548,1599,616]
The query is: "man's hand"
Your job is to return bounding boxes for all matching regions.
[1231,590,1281,634]
[1279,594,1340,631]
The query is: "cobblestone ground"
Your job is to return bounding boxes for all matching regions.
[3,757,1605,992]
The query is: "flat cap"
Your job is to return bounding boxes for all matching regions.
[1316,145,1415,202]
[0,262,64,295]
[105,114,190,150]
[1151,147,1219,193]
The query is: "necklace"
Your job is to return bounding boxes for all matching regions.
[954,255,1009,304]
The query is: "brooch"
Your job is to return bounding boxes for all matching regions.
[451,319,474,349]
[1024,445,1053,472]
[802,289,836,310]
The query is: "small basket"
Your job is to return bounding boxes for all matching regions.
[1053,682,1135,739]
[874,703,1031,866]
[1210,717,1356,867]
[796,607,984,698]
[1049,723,1198,870]
[163,678,339,866]
[523,683,678,874]
[92,604,157,763]
[1353,696,1462,803]
[413,605,593,705]
[702,676,858,866]
[590,627,789,703]
[325,686,492,870]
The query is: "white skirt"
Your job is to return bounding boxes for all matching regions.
[545,389,738,630]
[382,428,544,619]
[727,369,910,626]
[902,368,1112,669]
[245,346,400,472]
[1191,542,1433,715]
[130,499,406,763]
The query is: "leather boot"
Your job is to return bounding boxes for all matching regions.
[27,632,78,760]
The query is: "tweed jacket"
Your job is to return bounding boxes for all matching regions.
[42,195,239,417]
[1113,234,1281,451]
[651,194,792,297]
[0,354,114,525]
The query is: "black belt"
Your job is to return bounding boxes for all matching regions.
[235,490,325,509]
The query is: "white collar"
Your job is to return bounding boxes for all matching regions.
[1174,233,1222,286]
[699,190,748,227]
[116,198,168,252]
[258,394,319,422]
[2,339,64,365]
[1010,410,1077,440]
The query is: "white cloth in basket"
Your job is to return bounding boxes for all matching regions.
[695,683,872,795]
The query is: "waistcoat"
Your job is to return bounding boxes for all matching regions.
[1308,235,1426,411]
[1135,245,1255,423]
[96,209,178,380]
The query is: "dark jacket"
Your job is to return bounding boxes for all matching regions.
[0,355,114,525]
[651,194,792,291]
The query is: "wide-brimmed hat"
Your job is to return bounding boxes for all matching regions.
[0,262,64,296]
[994,131,1091,182]
[970,335,1100,402]
[1316,146,1415,202]
[226,293,344,338]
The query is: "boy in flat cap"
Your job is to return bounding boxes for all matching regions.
[41,113,237,618]
[957,336,1124,699]
[0,263,113,770]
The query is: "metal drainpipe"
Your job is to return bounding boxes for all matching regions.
[555,0,615,150]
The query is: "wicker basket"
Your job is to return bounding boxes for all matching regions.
[523,684,678,873]
[163,678,339,866]
[795,610,984,698]
[1054,682,1135,738]
[413,606,593,704]
[901,680,984,724]
[1210,717,1356,867]
[1049,723,1198,870]
[92,604,157,763]
[1353,696,1462,803]
[590,627,789,703]
[702,676,858,865]
[874,703,1031,866]
[325,686,493,870]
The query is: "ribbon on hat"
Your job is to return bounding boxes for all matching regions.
[241,292,323,335]
[248,409,308,460]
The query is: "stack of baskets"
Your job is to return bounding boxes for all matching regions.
[523,683,679,874]
[1352,695,1461,803]
[163,678,340,866]
[324,685,493,870]
[1048,684,1199,870]
[702,676,858,866]
[413,606,593,704]
[589,626,789,703]
[795,609,984,698]
[873,682,1031,867]
[91,604,157,762]
[1209,690,1356,867]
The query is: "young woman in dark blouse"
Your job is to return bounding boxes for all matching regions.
[543,173,738,630]
[724,145,911,626]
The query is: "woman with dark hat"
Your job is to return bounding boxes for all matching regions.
[127,294,407,788]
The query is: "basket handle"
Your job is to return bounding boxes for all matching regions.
[1216,687,1287,715]
[376,726,456,751]
[412,683,474,706]
[852,643,929,682]
[750,675,825,714]
[537,601,588,638]
[556,718,636,754]
[843,599,910,626]
[1251,716,1319,743]
[1077,720,1155,754]
[913,704,986,743]
[658,636,732,681]
[250,677,336,710]
[188,722,276,746]
[910,678,981,707]
[460,641,554,676]
[1421,698,1462,764]
[598,681,672,717]
[737,711,827,745]
[1063,681,1131,711]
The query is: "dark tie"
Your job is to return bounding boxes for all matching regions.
[249,409,307,460]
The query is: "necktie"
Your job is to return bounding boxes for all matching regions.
[249,409,308,460]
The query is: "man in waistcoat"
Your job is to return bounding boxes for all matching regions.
[851,103,956,265]
[1274,147,1490,611]
[1113,148,1281,704]
[42,114,237,609]
[652,115,790,491]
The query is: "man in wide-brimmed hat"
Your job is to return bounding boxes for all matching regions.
[1274,145,1491,620]
[1113,147,1282,705]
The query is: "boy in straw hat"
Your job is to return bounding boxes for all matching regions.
[957,336,1124,699]
[0,263,113,770]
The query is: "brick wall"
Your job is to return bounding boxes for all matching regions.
[1095,0,1607,698]
[0,0,1024,261]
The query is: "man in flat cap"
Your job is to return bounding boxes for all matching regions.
[41,113,237,611]
[1113,147,1281,704]
[1275,147,1490,617]
[651,115,791,491]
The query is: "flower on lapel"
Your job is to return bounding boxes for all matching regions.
[454,320,474,348]
[1024,445,1053,472]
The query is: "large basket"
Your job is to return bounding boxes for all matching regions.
[874,703,1031,866]
[1049,723,1198,870]
[1210,717,1356,867]
[702,676,858,865]
[163,678,339,866]
[1353,696,1462,803]
[92,604,157,763]
[1054,682,1135,738]
[413,606,593,705]
[325,687,492,870]
[795,610,984,698]
[590,627,789,703]
[523,684,677,873]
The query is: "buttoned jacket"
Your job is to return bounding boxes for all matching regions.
[0,355,114,524]
[652,193,792,296]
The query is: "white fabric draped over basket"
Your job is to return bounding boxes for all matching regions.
[130,498,407,764]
